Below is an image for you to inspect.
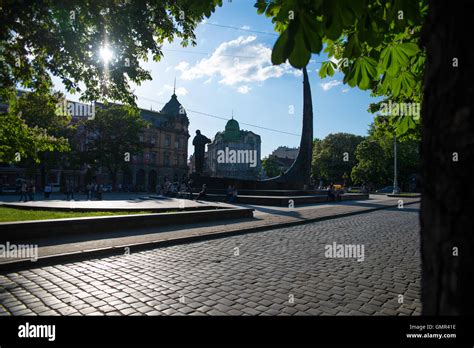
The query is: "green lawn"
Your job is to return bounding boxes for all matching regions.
[0,207,150,222]
[388,193,421,197]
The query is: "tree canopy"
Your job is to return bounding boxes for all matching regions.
[311,132,364,184]
[0,91,70,163]
[84,105,149,187]
[262,155,281,178]
[256,0,427,137]
[0,1,222,105]
[351,120,420,189]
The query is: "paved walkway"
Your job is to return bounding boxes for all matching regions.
[0,195,419,265]
[0,205,421,316]
[1,194,226,211]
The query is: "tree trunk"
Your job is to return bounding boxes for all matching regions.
[420,0,474,314]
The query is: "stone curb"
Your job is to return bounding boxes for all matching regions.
[0,208,253,242]
[0,200,420,273]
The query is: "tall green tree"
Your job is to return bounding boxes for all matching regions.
[311,132,364,184]
[262,155,281,178]
[352,119,420,191]
[351,138,389,189]
[85,105,148,189]
[0,90,70,167]
[0,1,221,105]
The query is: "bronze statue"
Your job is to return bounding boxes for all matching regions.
[192,130,211,173]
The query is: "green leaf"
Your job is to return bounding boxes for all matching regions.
[301,13,323,53]
[271,28,290,65]
[288,25,311,68]
[380,42,420,76]
[381,70,416,97]
[319,61,335,78]
[347,57,378,90]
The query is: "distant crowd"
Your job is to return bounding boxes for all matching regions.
[12,177,238,203]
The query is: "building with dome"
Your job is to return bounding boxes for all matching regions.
[124,91,190,190]
[206,118,261,180]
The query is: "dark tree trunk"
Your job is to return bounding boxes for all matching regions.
[420,0,474,314]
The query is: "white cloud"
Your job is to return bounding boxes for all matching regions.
[237,85,251,94]
[177,36,300,86]
[175,61,190,72]
[241,25,251,30]
[320,80,342,91]
[175,87,188,96]
[342,88,350,93]
[157,84,188,96]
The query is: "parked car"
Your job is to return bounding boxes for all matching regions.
[348,186,363,193]
[102,185,113,192]
[376,186,395,193]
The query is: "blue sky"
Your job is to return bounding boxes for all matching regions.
[53,0,380,158]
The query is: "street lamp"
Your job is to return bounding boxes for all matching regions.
[377,115,400,194]
[393,134,399,194]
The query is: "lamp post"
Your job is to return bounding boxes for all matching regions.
[393,134,399,194]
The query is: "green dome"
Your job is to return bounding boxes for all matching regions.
[225,118,240,132]
[223,118,241,142]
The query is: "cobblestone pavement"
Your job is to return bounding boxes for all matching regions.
[0,204,421,316]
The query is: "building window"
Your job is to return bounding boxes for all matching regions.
[175,140,179,149]
[151,136,156,145]
[174,155,179,166]
[139,134,144,142]
[164,153,170,166]
[165,135,171,147]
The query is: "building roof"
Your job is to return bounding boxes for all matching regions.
[137,93,189,128]
[210,117,261,143]
[160,93,186,117]
[223,118,241,141]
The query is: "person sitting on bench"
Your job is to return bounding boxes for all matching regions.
[195,184,207,201]
[327,183,336,201]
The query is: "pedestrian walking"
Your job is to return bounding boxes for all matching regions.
[44,183,52,199]
[19,182,27,202]
[66,182,74,201]
[97,184,103,200]
[28,181,35,201]
[93,183,98,200]
[86,183,92,200]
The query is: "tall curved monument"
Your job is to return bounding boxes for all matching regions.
[261,67,313,188]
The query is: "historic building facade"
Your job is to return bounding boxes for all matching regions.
[0,91,189,192]
[126,93,189,190]
[206,118,261,180]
